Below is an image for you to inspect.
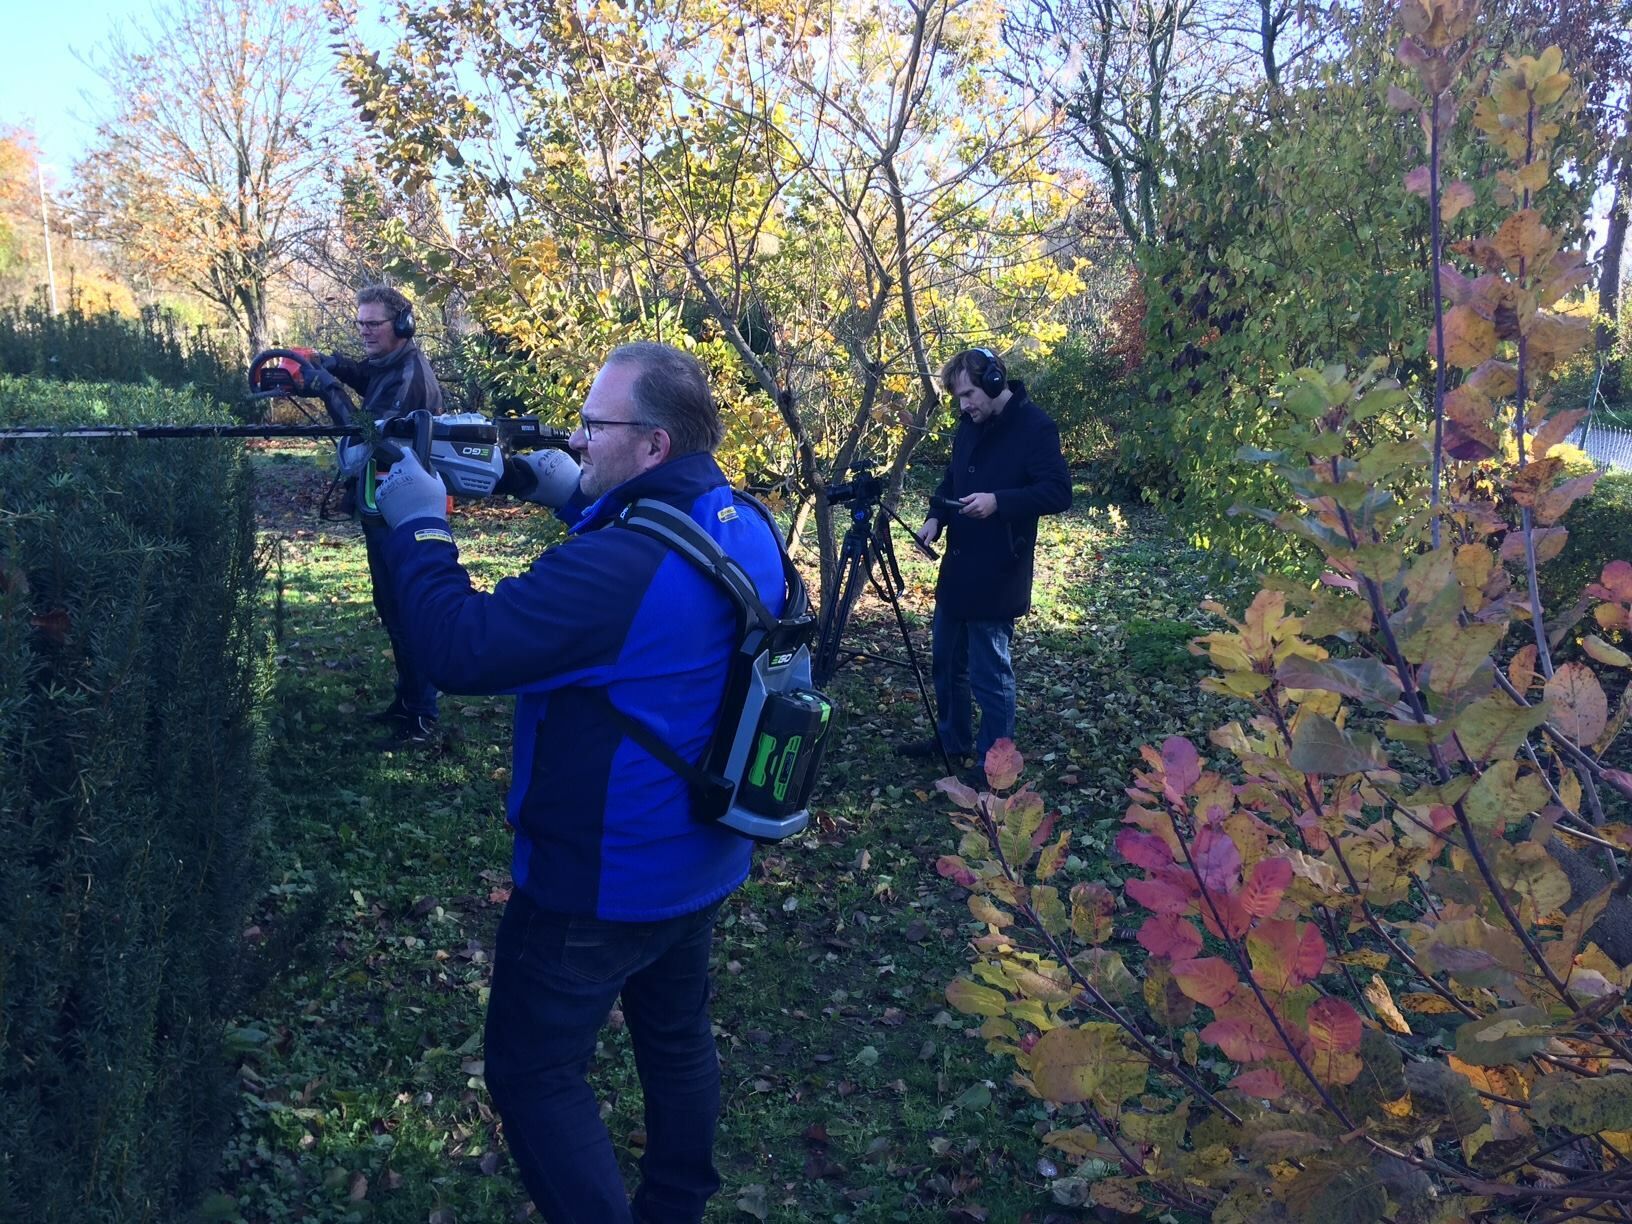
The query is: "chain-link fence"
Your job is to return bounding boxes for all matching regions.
[1568,422,1632,472]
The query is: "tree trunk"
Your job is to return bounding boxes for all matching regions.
[1599,148,1629,355]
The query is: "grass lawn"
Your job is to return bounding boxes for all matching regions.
[215,445,1251,1223]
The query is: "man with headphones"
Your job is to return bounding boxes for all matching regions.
[900,347,1071,784]
[311,284,447,745]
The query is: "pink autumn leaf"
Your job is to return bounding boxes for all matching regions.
[983,739,1023,791]
[1161,736,1202,803]
[1307,996,1362,1053]
[1192,827,1243,894]
[1231,1068,1288,1099]
[1240,857,1293,918]
[1137,914,1203,961]
[935,856,979,888]
[1199,891,1252,941]
[1115,828,1174,871]
[1202,1016,1278,1063]
[1171,957,1238,1007]
[1586,560,1632,603]
[1125,876,1195,915]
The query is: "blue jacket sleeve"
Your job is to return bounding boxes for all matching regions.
[380,517,651,696]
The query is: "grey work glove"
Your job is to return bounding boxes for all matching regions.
[499,449,582,507]
[375,448,449,529]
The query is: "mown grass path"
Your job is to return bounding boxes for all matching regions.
[218,447,1248,1223]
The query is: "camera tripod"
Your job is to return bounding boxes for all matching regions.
[811,492,956,777]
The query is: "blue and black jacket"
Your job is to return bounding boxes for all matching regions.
[381,451,784,920]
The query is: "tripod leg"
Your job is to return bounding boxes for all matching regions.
[867,533,954,778]
[813,523,874,686]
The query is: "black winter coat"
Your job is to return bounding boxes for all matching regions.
[326,341,444,421]
[928,381,1071,621]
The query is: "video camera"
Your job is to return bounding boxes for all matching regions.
[824,463,886,507]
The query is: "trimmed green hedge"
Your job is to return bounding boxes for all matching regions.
[0,377,267,1221]
[0,301,244,412]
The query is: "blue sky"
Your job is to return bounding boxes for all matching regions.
[4,3,1618,258]
[5,0,130,182]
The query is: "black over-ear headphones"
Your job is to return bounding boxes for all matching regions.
[393,304,417,339]
[972,347,1005,397]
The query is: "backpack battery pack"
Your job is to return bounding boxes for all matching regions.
[611,497,836,843]
[738,690,833,818]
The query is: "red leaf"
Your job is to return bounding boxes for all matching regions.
[1171,957,1238,1007]
[1137,914,1202,961]
[1161,737,1201,802]
[1193,827,1242,893]
[1230,1068,1287,1099]
[1240,857,1293,918]
[936,855,979,888]
[1248,920,1327,994]
[1201,1015,1277,1062]
[1199,890,1252,940]
[1587,560,1632,603]
[1030,810,1059,849]
[983,739,1023,790]
[1125,875,1194,915]
[1292,923,1327,986]
[1307,997,1362,1053]
[1115,828,1174,870]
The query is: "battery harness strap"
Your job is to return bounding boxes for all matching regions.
[605,495,828,838]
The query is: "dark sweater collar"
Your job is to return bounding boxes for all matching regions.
[361,340,418,374]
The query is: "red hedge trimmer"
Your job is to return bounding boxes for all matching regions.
[0,348,575,519]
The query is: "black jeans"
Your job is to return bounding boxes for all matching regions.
[484,890,724,1222]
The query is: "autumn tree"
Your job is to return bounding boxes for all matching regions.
[998,0,1324,248]
[336,0,1087,596]
[940,12,1632,1217]
[75,0,345,354]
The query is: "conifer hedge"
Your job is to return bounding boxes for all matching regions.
[0,377,266,1221]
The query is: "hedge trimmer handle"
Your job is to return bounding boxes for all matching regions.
[248,347,356,430]
[359,411,436,522]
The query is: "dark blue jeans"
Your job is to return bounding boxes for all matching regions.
[361,515,438,718]
[930,607,1016,761]
[484,890,724,1223]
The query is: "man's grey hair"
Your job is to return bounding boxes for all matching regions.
[604,342,723,456]
[356,284,413,317]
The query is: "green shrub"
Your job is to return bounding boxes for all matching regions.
[0,377,267,1221]
[1541,468,1632,617]
[1121,616,1208,681]
[0,298,243,412]
[1017,334,1174,503]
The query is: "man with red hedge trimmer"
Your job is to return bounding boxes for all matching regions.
[306,284,447,746]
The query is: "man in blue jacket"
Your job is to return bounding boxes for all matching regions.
[373,342,785,1222]
[899,348,1071,783]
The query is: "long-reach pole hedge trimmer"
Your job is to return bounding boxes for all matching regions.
[0,348,575,518]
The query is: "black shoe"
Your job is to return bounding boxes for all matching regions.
[898,736,963,760]
[378,712,439,749]
[369,697,409,725]
[960,767,988,790]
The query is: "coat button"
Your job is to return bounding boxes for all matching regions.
[951,547,960,555]
[967,464,975,472]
